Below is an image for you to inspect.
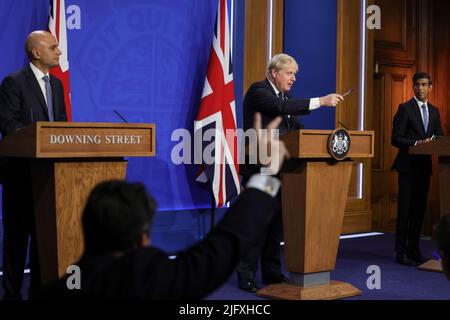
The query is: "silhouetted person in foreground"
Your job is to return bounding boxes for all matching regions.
[38,114,289,299]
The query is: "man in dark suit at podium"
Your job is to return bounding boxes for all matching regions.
[0,30,67,299]
[392,72,443,266]
[238,53,343,292]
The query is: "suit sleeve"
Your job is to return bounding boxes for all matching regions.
[0,76,26,135]
[250,86,311,117]
[137,188,280,300]
[434,107,444,136]
[391,103,417,148]
[55,80,68,122]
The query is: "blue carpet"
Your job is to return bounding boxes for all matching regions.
[206,232,450,300]
[1,233,449,300]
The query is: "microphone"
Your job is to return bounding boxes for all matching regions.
[113,109,129,123]
[30,107,34,123]
[341,89,353,97]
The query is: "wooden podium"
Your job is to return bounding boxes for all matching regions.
[0,122,155,284]
[256,129,374,300]
[409,136,450,273]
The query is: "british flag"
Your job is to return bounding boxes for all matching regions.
[48,0,72,121]
[194,0,240,207]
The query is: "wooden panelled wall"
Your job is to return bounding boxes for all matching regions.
[243,0,283,92]
[371,0,450,234]
[244,0,375,233]
[336,0,375,233]
[244,0,450,234]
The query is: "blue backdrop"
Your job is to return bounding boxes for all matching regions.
[0,0,224,212]
[0,0,336,251]
[284,0,337,130]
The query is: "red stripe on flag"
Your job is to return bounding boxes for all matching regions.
[49,0,72,121]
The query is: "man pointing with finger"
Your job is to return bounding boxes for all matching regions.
[238,53,344,292]
[243,53,343,135]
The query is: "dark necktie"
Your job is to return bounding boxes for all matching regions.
[278,92,291,132]
[42,75,55,121]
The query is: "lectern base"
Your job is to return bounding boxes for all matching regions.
[418,259,443,273]
[256,281,361,300]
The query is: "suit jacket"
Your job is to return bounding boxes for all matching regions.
[0,66,67,136]
[243,79,311,134]
[391,98,443,174]
[241,79,311,178]
[37,188,281,300]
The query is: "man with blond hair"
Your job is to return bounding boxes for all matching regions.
[238,53,344,292]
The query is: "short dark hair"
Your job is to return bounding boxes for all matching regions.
[413,72,432,85]
[82,180,157,255]
[434,214,450,258]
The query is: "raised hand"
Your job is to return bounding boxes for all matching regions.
[254,112,290,175]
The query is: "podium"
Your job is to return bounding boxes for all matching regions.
[410,136,450,216]
[409,136,450,272]
[256,129,374,300]
[0,122,155,284]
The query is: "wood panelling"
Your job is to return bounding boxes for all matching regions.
[342,210,372,234]
[375,0,417,66]
[423,0,450,233]
[336,0,362,131]
[375,0,405,49]
[244,0,375,234]
[372,0,416,232]
[372,0,450,234]
[372,64,413,230]
[337,0,375,233]
[244,0,269,92]
[244,0,283,93]
[272,0,284,56]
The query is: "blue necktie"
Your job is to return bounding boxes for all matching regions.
[42,75,55,121]
[421,104,428,133]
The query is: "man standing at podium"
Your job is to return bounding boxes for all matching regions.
[238,53,343,292]
[0,31,67,299]
[392,72,443,266]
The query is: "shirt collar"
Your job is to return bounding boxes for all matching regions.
[29,62,50,82]
[413,96,428,107]
[267,78,282,97]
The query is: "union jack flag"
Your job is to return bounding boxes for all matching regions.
[194,0,240,207]
[48,0,72,121]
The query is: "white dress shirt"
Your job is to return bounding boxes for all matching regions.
[413,96,430,145]
[246,174,281,197]
[413,96,429,126]
[29,62,50,105]
[267,78,320,110]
